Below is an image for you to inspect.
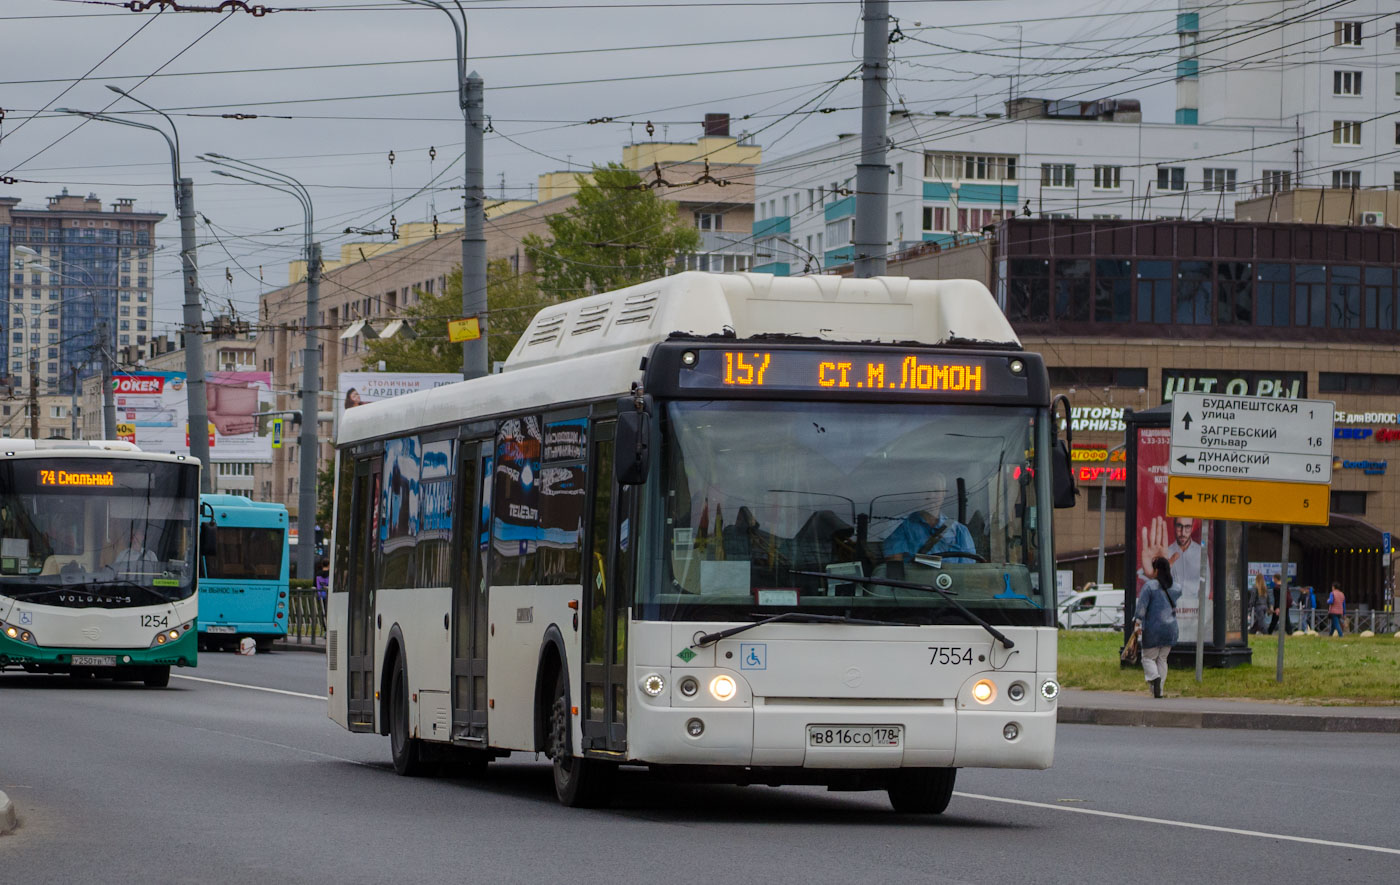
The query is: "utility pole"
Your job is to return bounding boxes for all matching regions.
[298,242,322,581]
[463,72,488,378]
[28,357,38,440]
[180,178,212,493]
[853,0,890,278]
[99,321,116,440]
[70,365,79,440]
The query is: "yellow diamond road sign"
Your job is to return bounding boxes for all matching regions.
[448,317,480,343]
[1166,476,1329,526]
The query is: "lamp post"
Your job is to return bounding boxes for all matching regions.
[13,245,113,440]
[57,94,211,491]
[203,154,320,580]
[1097,443,1127,587]
[399,0,487,378]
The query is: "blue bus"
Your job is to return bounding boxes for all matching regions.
[198,495,289,652]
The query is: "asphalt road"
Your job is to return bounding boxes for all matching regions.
[2,650,1396,884]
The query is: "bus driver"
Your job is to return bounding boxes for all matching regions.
[108,521,160,574]
[883,471,977,563]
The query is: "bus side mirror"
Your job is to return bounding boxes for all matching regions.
[615,394,653,485]
[200,522,217,554]
[1051,395,1079,510]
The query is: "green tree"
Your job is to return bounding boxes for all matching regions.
[523,163,701,297]
[366,259,544,373]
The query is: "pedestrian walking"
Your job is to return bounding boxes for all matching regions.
[1326,581,1346,637]
[1134,555,1180,699]
[1249,574,1270,634]
[1267,574,1293,634]
[1302,585,1317,632]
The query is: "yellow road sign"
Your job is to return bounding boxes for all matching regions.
[1166,476,1330,526]
[448,317,480,343]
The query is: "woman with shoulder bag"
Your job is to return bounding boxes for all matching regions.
[1134,555,1181,698]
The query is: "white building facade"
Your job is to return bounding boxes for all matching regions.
[753,1,1400,274]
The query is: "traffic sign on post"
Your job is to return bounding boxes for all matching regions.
[1167,393,1334,527]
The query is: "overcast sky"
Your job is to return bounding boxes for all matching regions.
[1,0,1179,335]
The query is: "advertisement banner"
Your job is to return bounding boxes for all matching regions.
[1135,426,1212,644]
[336,371,461,437]
[112,371,273,463]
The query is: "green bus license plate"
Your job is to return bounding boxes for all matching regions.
[72,655,116,667]
[808,725,902,748]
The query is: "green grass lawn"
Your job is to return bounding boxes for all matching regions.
[1057,630,1400,705]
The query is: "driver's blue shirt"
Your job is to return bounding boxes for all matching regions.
[883,511,976,561]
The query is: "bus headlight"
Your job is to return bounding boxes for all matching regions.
[971,679,996,704]
[1,620,37,645]
[1007,682,1027,702]
[709,674,737,701]
[1040,680,1059,701]
[678,676,699,697]
[641,673,666,697]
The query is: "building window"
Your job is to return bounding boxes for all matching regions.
[1156,167,1186,191]
[894,211,904,242]
[895,162,904,188]
[1394,122,1400,146]
[1330,491,1366,515]
[1086,486,1127,511]
[824,218,852,247]
[1262,169,1292,194]
[957,208,1003,232]
[1041,163,1075,188]
[1333,70,1362,95]
[1256,264,1291,327]
[1319,371,1400,393]
[1334,21,1362,46]
[1004,258,1050,322]
[922,206,950,231]
[924,153,1016,181]
[1332,120,1362,145]
[1294,265,1326,327]
[1330,266,1362,329]
[1202,168,1237,192]
[1332,169,1362,189]
[1176,261,1212,325]
[1136,260,1172,323]
[1093,165,1121,190]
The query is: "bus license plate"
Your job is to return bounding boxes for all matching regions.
[72,655,116,667]
[206,626,237,634]
[808,725,902,748]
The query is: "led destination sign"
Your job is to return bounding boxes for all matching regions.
[39,469,116,487]
[680,349,1021,397]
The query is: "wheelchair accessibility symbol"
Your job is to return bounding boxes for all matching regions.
[739,642,766,670]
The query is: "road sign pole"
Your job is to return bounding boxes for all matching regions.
[1196,564,1206,682]
[1276,524,1290,683]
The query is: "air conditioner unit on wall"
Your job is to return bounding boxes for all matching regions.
[1360,211,1385,227]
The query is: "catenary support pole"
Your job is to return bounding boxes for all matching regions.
[180,178,212,493]
[99,321,116,440]
[1276,525,1290,682]
[70,365,79,440]
[462,72,488,378]
[853,0,890,278]
[298,242,321,581]
[28,357,38,440]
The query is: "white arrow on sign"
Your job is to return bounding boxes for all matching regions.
[1169,392,1335,461]
[1169,446,1332,484]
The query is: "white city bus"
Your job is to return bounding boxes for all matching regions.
[327,272,1074,811]
[0,441,203,687]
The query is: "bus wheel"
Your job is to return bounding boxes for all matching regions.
[887,768,956,814]
[143,666,171,688]
[388,655,428,776]
[546,670,611,807]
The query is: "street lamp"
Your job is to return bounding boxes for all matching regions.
[202,153,320,580]
[1096,443,1127,587]
[13,245,112,440]
[398,0,487,378]
[57,91,212,492]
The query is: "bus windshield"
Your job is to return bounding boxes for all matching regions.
[0,458,199,602]
[645,400,1049,624]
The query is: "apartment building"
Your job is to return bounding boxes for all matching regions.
[2,190,163,396]
[754,1,1400,274]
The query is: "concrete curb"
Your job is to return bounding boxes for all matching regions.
[0,790,17,835]
[270,641,325,654]
[1058,705,1400,734]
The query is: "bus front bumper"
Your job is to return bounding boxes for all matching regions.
[0,627,197,670]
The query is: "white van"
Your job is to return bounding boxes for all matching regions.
[1057,588,1125,630]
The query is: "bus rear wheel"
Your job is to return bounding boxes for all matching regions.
[546,670,611,807]
[887,767,956,814]
[143,666,171,688]
[388,655,428,776]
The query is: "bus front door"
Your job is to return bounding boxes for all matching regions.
[346,456,380,733]
[582,421,628,754]
[451,439,491,743]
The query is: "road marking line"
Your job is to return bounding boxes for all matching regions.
[173,673,326,701]
[957,792,1400,856]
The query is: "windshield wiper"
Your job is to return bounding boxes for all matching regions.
[4,580,178,604]
[692,611,907,648]
[788,569,1014,649]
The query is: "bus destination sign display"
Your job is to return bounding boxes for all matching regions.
[39,469,116,487]
[679,349,1017,397]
